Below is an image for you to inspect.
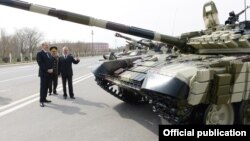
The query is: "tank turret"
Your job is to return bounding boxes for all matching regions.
[187,1,250,54]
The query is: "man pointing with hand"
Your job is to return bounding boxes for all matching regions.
[59,46,80,99]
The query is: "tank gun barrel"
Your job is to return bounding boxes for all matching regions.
[0,0,188,51]
[116,33,156,49]
[115,33,134,41]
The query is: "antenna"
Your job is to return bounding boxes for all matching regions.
[245,0,247,21]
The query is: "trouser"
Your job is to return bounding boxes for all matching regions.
[49,74,58,94]
[40,76,50,102]
[62,75,74,97]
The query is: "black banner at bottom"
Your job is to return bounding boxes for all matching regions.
[159,125,250,140]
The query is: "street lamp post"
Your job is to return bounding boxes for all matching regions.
[91,30,94,56]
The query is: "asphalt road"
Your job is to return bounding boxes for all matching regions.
[0,56,162,141]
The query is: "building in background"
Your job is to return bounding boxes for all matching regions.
[85,42,109,55]
[50,42,110,57]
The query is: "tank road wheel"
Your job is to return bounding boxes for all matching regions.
[235,100,250,125]
[204,104,234,125]
[240,100,250,124]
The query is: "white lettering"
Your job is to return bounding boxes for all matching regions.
[197,131,203,138]
[163,129,170,136]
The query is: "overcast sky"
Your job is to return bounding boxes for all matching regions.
[0,0,249,48]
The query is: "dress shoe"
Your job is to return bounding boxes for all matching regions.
[70,96,75,99]
[40,102,44,107]
[44,99,52,103]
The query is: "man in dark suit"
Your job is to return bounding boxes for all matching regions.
[36,42,53,107]
[48,46,59,95]
[59,46,80,99]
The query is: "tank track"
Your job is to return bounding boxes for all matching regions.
[96,76,194,124]
[147,93,194,124]
[95,77,144,104]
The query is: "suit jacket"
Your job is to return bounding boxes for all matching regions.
[36,50,53,77]
[59,55,80,77]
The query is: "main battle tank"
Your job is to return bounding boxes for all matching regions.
[1,0,250,124]
[102,33,150,60]
[115,33,169,53]
[115,33,144,50]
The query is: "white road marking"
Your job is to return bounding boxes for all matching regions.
[0,90,7,93]
[0,73,94,118]
[0,93,38,111]
[0,73,93,111]
[0,62,35,67]
[0,74,37,83]
[0,98,39,118]
[0,65,37,74]
[0,69,93,84]
[72,73,93,81]
[16,66,32,69]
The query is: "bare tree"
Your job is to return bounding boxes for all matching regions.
[14,27,44,55]
[24,28,43,54]
[0,29,12,57]
[0,27,110,63]
[9,35,20,58]
[14,29,25,54]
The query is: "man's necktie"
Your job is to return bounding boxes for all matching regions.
[46,52,50,58]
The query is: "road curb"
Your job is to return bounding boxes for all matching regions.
[0,62,36,68]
